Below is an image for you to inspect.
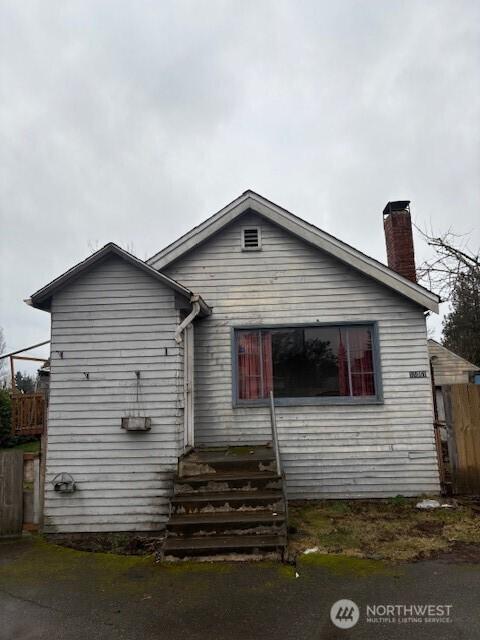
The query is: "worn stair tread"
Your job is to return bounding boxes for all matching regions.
[185,447,275,464]
[163,534,287,552]
[171,490,283,503]
[175,472,280,484]
[167,510,285,526]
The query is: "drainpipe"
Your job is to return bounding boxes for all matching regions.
[175,295,201,344]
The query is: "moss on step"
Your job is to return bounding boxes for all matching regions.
[227,446,259,456]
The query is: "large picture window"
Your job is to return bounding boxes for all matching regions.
[235,324,380,404]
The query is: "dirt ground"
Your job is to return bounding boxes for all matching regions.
[288,498,480,562]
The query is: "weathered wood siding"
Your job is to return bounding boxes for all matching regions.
[45,256,183,533]
[429,340,479,386]
[159,211,440,498]
[443,383,480,494]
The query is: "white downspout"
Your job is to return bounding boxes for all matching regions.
[175,297,201,344]
[176,295,202,450]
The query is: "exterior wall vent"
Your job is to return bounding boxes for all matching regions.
[242,227,261,251]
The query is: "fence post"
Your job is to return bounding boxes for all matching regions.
[0,451,23,537]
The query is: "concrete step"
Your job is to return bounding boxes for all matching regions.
[162,534,287,558]
[174,472,281,495]
[178,446,276,477]
[166,510,286,537]
[171,490,284,514]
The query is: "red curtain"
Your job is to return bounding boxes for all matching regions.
[348,327,375,396]
[262,332,273,397]
[338,329,350,396]
[238,331,273,399]
[238,332,261,400]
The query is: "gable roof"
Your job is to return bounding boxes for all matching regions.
[148,190,439,313]
[28,242,211,314]
[428,339,479,371]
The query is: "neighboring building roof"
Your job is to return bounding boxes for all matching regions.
[148,190,440,312]
[28,242,211,314]
[428,339,479,385]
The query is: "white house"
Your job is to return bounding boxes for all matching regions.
[28,192,440,554]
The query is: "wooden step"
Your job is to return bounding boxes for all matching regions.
[184,446,274,462]
[163,445,287,560]
[174,473,281,494]
[163,534,287,558]
[167,510,286,536]
[171,490,284,514]
[179,446,276,477]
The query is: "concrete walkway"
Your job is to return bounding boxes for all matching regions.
[1,537,479,639]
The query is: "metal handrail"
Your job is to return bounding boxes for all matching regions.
[269,391,288,525]
[269,391,281,474]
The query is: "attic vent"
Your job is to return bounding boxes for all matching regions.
[242,227,261,251]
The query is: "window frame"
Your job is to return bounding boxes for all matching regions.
[231,321,383,407]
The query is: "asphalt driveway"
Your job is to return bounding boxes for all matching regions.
[1,536,479,640]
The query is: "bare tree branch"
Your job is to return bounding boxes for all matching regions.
[414,224,480,301]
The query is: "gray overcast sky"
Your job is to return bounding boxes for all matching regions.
[1,0,479,373]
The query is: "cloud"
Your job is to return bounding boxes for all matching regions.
[1,0,479,366]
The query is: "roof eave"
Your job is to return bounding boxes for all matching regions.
[29,243,194,311]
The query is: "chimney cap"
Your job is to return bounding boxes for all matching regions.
[383,200,411,216]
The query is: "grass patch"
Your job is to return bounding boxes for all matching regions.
[0,440,41,453]
[289,498,480,562]
[299,553,398,577]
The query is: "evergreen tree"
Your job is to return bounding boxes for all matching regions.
[442,267,480,366]
[14,371,35,394]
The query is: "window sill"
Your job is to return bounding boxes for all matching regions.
[234,397,384,408]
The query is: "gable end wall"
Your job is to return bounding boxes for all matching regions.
[44,256,183,533]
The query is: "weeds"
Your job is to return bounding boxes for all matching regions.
[289,499,480,562]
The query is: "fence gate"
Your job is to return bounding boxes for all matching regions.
[443,384,480,495]
[0,450,23,536]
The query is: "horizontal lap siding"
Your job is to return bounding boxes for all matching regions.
[45,256,182,533]
[161,212,440,498]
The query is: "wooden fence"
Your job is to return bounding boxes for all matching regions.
[11,393,46,436]
[443,384,480,494]
[0,451,23,536]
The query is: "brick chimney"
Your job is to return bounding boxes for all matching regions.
[383,200,417,283]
